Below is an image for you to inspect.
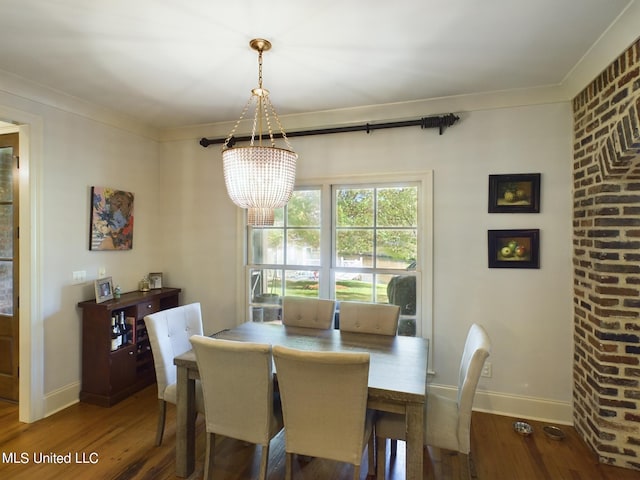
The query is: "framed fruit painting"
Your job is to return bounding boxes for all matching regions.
[488,229,540,269]
[488,173,540,213]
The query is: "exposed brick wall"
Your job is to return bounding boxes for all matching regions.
[573,38,640,470]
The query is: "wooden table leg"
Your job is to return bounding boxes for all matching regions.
[405,402,424,480]
[176,365,195,477]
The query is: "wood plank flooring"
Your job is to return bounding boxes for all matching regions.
[1,385,638,479]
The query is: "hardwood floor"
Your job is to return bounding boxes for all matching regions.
[1,385,638,479]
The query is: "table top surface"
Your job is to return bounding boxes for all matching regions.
[175,321,429,403]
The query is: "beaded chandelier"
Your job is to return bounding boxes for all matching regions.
[222,38,297,226]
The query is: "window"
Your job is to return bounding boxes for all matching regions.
[246,173,432,338]
[334,184,418,335]
[248,188,322,322]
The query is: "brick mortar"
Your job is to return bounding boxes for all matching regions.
[573,38,640,471]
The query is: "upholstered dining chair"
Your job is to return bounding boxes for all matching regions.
[190,336,284,480]
[375,323,491,480]
[339,300,401,467]
[144,302,205,446]
[339,301,400,335]
[272,345,375,480]
[281,296,337,329]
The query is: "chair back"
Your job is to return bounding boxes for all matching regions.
[339,301,400,335]
[456,323,491,453]
[273,345,371,466]
[144,303,203,399]
[282,296,336,329]
[190,336,282,445]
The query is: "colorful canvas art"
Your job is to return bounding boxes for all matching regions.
[90,186,134,250]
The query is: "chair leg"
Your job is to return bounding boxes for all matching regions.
[462,452,477,479]
[352,464,360,480]
[155,399,167,446]
[376,437,387,480]
[203,432,216,480]
[390,439,397,457]
[258,443,270,480]
[285,452,293,480]
[367,434,375,477]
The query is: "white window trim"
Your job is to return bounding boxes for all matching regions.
[238,171,433,358]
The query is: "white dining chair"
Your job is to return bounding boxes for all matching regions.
[281,296,336,329]
[190,335,283,480]
[339,301,400,335]
[375,323,491,480]
[144,302,205,446]
[339,300,400,467]
[273,345,375,480]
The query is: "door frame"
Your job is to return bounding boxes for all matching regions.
[0,106,44,423]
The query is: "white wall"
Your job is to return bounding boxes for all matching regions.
[158,139,240,334]
[42,112,161,394]
[161,101,574,422]
[0,88,164,418]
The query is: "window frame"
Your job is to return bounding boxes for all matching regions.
[242,171,433,343]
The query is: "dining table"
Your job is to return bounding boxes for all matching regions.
[173,321,429,479]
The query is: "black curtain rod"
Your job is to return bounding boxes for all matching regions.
[199,113,460,148]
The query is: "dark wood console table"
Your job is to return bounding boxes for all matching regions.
[77,287,181,406]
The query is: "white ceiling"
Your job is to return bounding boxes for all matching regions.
[0,0,634,130]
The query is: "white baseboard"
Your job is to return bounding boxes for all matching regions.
[429,384,573,425]
[42,382,573,426]
[43,382,80,418]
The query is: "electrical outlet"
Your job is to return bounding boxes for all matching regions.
[98,267,106,278]
[481,361,492,378]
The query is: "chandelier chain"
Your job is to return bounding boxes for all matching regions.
[262,96,276,147]
[269,99,294,151]
[223,39,291,151]
[222,96,253,149]
[258,50,263,90]
[250,97,261,146]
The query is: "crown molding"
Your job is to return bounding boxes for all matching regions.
[0,69,160,140]
[562,0,640,99]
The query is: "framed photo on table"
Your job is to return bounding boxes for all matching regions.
[149,272,163,289]
[488,173,540,213]
[95,276,114,303]
[488,229,540,269]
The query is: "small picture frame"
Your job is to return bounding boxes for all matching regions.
[488,229,540,269]
[148,272,163,289]
[95,276,114,303]
[488,173,540,213]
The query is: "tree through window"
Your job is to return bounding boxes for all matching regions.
[247,181,422,336]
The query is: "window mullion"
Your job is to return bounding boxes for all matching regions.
[320,183,332,298]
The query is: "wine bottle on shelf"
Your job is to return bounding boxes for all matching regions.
[119,311,127,344]
[116,313,124,348]
[117,315,123,348]
[110,317,120,351]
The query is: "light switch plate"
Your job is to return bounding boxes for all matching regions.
[72,270,86,284]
